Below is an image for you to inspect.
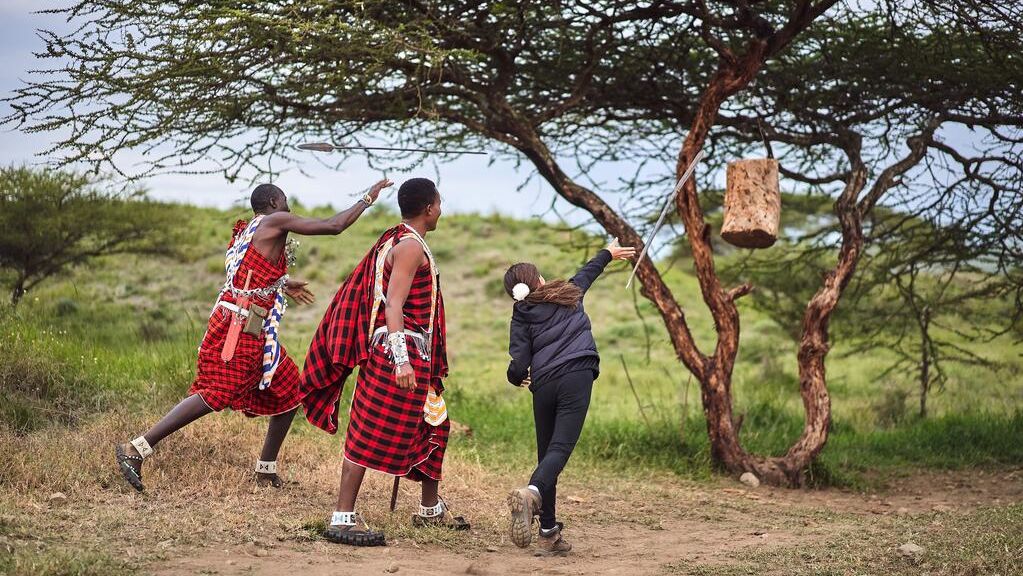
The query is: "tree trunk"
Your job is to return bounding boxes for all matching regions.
[10,277,25,307]
[672,44,868,485]
[672,43,778,482]
[919,307,931,418]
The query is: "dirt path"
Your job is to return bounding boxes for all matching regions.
[149,506,806,576]
[146,468,1023,576]
[4,419,1020,575]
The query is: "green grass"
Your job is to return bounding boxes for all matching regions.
[0,514,136,576]
[677,503,1023,575]
[0,550,134,576]
[2,202,1021,485]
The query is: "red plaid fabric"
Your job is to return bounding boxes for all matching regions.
[300,225,449,479]
[345,343,450,479]
[188,222,302,417]
[300,226,401,432]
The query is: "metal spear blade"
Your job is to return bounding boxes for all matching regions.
[625,149,706,290]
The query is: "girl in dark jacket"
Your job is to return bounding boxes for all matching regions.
[503,238,635,554]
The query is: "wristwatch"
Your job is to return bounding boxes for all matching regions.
[360,192,374,206]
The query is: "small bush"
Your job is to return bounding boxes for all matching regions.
[873,383,910,428]
[54,298,78,317]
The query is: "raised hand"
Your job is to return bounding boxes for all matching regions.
[367,178,394,203]
[607,237,636,261]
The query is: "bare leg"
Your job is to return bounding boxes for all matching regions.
[323,458,386,545]
[259,407,297,461]
[254,407,298,487]
[115,394,214,491]
[421,479,439,508]
[120,395,214,467]
[336,458,368,512]
[145,394,215,446]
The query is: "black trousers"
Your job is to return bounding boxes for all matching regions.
[528,368,594,529]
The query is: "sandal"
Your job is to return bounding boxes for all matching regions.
[322,512,386,547]
[254,473,284,488]
[115,443,145,492]
[411,497,471,531]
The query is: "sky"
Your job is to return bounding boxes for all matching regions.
[0,2,583,220]
[0,2,988,229]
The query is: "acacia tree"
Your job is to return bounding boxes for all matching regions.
[6,1,1020,484]
[717,5,1023,425]
[0,166,182,306]
[727,203,1020,420]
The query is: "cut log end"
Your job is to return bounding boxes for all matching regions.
[721,228,778,249]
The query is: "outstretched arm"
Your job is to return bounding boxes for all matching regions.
[570,238,635,293]
[263,179,393,236]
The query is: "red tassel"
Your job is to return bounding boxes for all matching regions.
[228,219,248,248]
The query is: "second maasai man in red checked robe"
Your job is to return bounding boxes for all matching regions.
[301,178,469,547]
[114,179,392,493]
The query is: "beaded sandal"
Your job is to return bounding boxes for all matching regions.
[322,512,387,547]
[115,438,151,492]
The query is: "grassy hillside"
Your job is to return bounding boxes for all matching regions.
[2,202,1021,487]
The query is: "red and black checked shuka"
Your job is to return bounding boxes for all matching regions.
[188,220,302,417]
[301,225,450,481]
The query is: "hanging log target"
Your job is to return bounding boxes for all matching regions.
[721,158,781,249]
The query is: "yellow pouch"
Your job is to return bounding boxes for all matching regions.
[424,386,447,426]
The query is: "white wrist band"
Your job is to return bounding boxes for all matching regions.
[387,332,410,367]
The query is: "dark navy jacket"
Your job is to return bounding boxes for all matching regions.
[506,250,613,390]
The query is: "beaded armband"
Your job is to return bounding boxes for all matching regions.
[387,332,410,367]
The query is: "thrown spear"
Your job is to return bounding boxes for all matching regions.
[296,142,487,155]
[625,149,706,290]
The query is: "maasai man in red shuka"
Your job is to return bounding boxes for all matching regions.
[114,179,393,493]
[301,178,469,547]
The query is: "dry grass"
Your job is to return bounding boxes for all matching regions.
[0,409,541,574]
[2,411,1022,576]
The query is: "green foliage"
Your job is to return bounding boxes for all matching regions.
[2,200,1020,486]
[0,546,134,576]
[0,166,188,306]
[872,383,912,429]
